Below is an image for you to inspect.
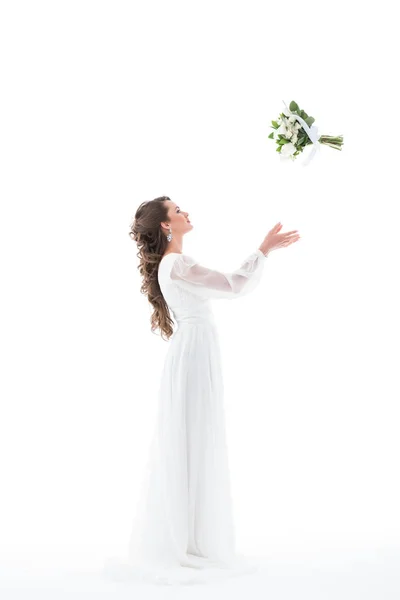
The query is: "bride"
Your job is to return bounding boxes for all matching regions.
[105,195,300,586]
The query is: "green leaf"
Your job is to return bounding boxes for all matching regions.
[276,145,282,152]
[271,120,279,128]
[305,117,315,127]
[268,132,274,139]
[289,101,299,112]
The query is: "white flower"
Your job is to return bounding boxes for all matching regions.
[281,142,296,157]
[288,115,296,123]
[285,128,293,139]
[276,122,287,136]
[295,122,302,130]
[292,134,298,144]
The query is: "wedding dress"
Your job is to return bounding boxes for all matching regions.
[104,248,267,586]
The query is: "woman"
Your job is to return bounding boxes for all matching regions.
[125,195,300,585]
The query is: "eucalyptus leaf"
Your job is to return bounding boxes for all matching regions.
[289,101,299,112]
[305,117,315,127]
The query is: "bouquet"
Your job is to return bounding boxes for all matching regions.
[269,100,344,164]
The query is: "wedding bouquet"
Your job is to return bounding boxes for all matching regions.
[269,100,344,164]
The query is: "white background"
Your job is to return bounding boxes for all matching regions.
[1,0,399,597]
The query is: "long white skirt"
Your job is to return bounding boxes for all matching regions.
[104,321,259,585]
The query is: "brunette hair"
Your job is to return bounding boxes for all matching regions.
[129,196,174,341]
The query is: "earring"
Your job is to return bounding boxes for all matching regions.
[166,227,172,242]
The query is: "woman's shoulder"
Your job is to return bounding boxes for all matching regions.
[159,252,196,278]
[159,252,182,269]
[160,251,182,261]
[160,251,196,264]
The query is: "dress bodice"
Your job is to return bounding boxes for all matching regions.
[157,249,267,329]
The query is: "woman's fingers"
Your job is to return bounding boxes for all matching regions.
[281,233,300,245]
[273,225,298,236]
[282,233,299,240]
[265,224,300,252]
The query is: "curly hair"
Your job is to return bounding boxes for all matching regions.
[129,196,175,341]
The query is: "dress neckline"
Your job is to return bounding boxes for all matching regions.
[158,252,182,271]
[160,252,182,263]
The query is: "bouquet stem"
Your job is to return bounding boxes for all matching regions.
[318,135,344,151]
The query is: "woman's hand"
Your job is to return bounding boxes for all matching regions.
[259,222,300,256]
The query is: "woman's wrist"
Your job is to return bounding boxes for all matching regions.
[257,246,269,258]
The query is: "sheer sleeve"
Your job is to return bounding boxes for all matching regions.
[169,248,268,299]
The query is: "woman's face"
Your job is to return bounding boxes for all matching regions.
[165,201,193,234]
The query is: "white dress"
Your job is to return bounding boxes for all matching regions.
[108,248,267,586]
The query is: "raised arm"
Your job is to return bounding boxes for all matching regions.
[169,248,268,300]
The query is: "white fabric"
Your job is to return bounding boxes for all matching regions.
[169,248,267,299]
[105,249,267,585]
